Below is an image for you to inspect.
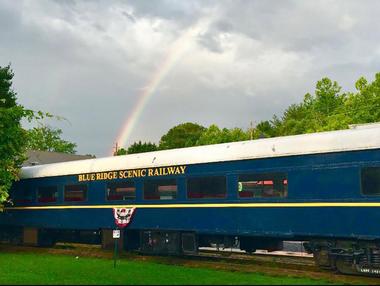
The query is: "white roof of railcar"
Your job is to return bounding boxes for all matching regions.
[20,123,380,179]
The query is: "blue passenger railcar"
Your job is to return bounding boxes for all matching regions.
[1,123,380,276]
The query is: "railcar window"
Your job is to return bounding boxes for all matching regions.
[37,186,58,203]
[14,189,33,203]
[64,184,87,202]
[237,173,288,198]
[187,176,226,199]
[107,181,136,201]
[144,179,177,200]
[361,167,380,196]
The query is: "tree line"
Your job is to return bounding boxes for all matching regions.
[116,73,380,155]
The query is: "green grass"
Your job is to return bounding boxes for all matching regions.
[0,253,331,285]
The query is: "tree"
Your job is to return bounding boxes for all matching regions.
[159,122,206,150]
[195,124,222,145]
[0,65,17,108]
[254,120,277,139]
[196,124,249,146]
[314,78,343,116]
[0,65,29,203]
[26,125,77,154]
[217,127,249,143]
[115,148,127,156]
[0,65,56,204]
[344,73,380,124]
[126,141,158,154]
[114,142,158,155]
[276,102,314,135]
[271,77,347,136]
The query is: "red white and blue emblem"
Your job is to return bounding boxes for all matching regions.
[113,207,136,228]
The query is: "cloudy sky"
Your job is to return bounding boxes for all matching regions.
[1,0,379,157]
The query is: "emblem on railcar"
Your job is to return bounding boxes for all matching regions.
[113,207,136,228]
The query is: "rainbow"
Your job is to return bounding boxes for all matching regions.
[111,19,209,155]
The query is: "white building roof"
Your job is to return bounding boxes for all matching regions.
[20,123,380,179]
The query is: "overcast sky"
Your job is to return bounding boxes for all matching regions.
[1,0,379,157]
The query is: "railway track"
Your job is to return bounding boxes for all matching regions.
[199,248,313,263]
[129,249,380,284]
[181,248,317,273]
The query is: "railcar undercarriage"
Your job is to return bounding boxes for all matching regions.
[304,239,380,276]
[138,230,284,256]
[3,225,380,277]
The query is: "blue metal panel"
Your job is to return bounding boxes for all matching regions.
[3,206,380,240]
[1,149,380,242]
[290,167,360,199]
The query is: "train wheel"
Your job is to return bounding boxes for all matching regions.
[335,257,357,275]
[10,235,22,245]
[245,248,256,255]
[313,249,334,270]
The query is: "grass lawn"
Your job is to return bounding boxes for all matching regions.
[0,252,332,285]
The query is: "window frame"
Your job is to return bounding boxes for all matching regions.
[143,178,178,201]
[360,166,380,197]
[64,184,88,203]
[106,180,137,201]
[236,172,288,200]
[37,185,58,203]
[14,188,34,204]
[186,175,227,200]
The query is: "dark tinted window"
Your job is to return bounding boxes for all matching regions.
[64,184,87,202]
[37,186,58,203]
[362,167,380,196]
[238,173,288,198]
[107,181,136,201]
[187,176,226,199]
[144,179,177,200]
[14,189,33,203]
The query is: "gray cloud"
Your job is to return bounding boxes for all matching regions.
[0,0,379,157]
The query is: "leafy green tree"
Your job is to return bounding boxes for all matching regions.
[195,124,223,145]
[196,124,249,145]
[257,99,308,137]
[222,127,250,142]
[271,77,347,136]
[344,73,380,124]
[126,141,158,154]
[115,148,127,156]
[254,120,277,139]
[0,65,34,203]
[26,125,77,154]
[0,65,64,204]
[0,65,17,108]
[159,122,206,150]
[314,78,343,116]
